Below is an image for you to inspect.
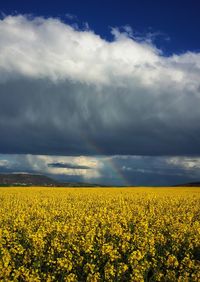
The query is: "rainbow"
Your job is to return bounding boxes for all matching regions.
[80,132,129,186]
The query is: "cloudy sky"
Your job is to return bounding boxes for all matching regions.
[0,0,200,185]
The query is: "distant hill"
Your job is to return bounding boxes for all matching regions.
[1,174,200,187]
[0,173,59,186]
[0,173,101,187]
[174,182,200,187]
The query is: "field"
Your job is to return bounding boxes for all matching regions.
[0,187,200,281]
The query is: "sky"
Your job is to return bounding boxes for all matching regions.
[0,0,200,186]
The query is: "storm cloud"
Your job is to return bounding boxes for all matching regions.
[0,15,200,156]
[48,162,91,169]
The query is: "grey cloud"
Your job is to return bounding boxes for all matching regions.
[48,162,91,169]
[0,77,200,156]
[99,156,200,186]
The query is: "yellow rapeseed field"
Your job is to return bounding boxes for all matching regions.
[0,187,200,281]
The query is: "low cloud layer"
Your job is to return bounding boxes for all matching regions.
[0,154,101,180]
[0,15,200,156]
[1,154,200,186]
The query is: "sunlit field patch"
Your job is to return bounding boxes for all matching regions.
[0,187,200,281]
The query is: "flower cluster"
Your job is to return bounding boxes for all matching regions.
[0,187,199,281]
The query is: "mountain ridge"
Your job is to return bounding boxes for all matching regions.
[0,173,100,187]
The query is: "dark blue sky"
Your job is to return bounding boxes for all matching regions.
[1,0,200,55]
